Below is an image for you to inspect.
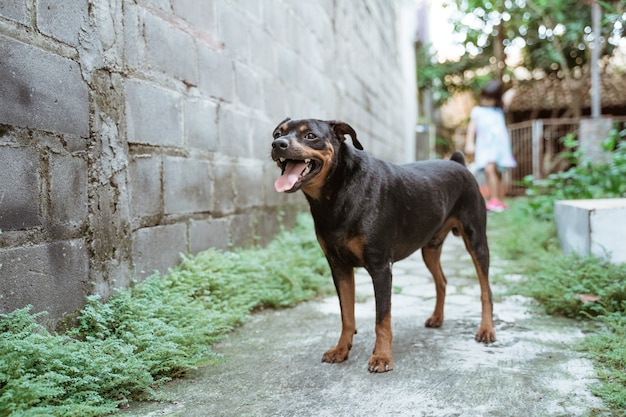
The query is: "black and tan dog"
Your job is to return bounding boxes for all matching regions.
[271,118,495,373]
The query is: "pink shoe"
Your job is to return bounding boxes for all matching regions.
[486,198,506,212]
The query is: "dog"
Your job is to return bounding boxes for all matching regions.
[271,118,495,373]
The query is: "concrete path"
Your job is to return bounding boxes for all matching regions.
[122,235,607,417]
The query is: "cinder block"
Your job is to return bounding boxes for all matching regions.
[234,61,263,109]
[234,159,264,209]
[262,3,287,41]
[217,1,249,53]
[250,117,273,160]
[129,156,162,219]
[249,25,274,74]
[125,79,183,147]
[263,78,288,122]
[132,223,187,281]
[172,0,217,32]
[232,0,261,20]
[163,157,212,214]
[189,217,230,254]
[0,2,29,24]
[0,35,89,137]
[49,153,88,234]
[123,2,141,69]
[142,0,170,11]
[212,157,236,215]
[184,98,218,152]
[255,208,282,247]
[198,45,235,102]
[555,199,626,264]
[0,147,40,231]
[143,11,198,84]
[0,239,89,317]
[229,213,256,248]
[36,0,89,47]
[218,106,251,157]
[276,48,297,85]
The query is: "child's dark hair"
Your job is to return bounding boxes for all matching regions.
[480,80,503,108]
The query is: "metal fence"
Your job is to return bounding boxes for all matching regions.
[506,118,579,195]
[506,116,626,195]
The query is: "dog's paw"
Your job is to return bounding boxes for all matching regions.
[321,345,350,364]
[367,354,394,373]
[475,327,496,344]
[424,314,444,328]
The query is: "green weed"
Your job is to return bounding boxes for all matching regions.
[0,213,330,416]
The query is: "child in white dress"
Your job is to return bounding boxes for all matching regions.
[465,81,517,212]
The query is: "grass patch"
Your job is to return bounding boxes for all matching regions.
[0,214,330,416]
[489,198,626,412]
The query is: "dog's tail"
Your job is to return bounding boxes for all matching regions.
[450,150,466,166]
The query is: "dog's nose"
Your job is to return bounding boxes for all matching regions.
[272,138,289,150]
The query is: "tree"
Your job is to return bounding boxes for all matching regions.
[418,0,626,116]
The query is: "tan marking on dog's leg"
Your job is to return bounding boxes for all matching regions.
[322,267,356,364]
[368,313,393,372]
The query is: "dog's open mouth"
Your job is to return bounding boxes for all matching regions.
[274,157,320,193]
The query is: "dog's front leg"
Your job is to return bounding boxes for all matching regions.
[367,262,394,373]
[322,264,356,364]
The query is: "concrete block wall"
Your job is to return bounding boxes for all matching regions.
[0,0,417,320]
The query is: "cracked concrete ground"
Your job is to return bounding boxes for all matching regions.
[121,235,607,417]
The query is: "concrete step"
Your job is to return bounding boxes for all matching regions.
[555,198,626,264]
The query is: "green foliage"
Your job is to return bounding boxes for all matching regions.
[446,0,624,69]
[420,1,626,107]
[523,129,626,221]
[0,214,330,416]
[416,44,491,105]
[489,199,626,412]
[584,314,626,411]
[0,308,154,416]
[510,253,626,319]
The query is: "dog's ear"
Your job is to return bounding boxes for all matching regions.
[328,120,364,150]
[273,117,291,132]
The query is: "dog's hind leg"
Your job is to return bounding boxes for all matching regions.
[460,224,496,343]
[422,239,447,328]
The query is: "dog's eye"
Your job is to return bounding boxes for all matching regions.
[305,132,317,140]
[273,132,281,139]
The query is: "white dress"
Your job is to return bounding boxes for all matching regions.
[470,106,517,171]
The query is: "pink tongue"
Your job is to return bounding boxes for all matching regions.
[274,161,307,192]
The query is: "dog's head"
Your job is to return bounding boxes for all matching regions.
[271,118,363,197]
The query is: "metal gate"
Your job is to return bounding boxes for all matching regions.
[506,118,580,195]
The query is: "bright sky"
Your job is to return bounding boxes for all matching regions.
[428,1,465,62]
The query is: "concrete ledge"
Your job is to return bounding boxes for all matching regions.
[555,198,626,264]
